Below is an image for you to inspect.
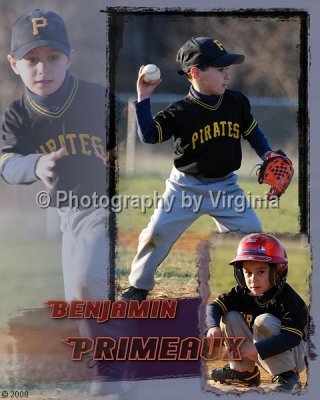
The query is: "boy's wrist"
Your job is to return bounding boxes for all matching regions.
[137,94,150,102]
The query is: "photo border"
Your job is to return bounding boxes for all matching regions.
[105,1,318,398]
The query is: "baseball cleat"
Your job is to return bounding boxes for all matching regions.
[210,365,261,386]
[271,370,301,392]
[120,286,149,301]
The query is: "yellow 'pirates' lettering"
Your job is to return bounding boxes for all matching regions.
[79,133,91,156]
[243,314,253,328]
[220,121,226,136]
[199,125,213,144]
[213,39,224,51]
[228,122,234,137]
[204,125,212,141]
[31,17,48,35]
[92,136,105,157]
[58,135,68,155]
[233,123,240,139]
[213,122,220,138]
[38,145,47,154]
[192,132,199,149]
[192,121,240,149]
[66,134,77,155]
[46,139,57,152]
[37,133,105,157]
[199,129,204,144]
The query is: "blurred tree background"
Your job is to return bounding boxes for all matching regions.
[112,12,306,158]
[114,13,302,98]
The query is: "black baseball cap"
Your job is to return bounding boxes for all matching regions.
[176,37,245,75]
[11,9,71,60]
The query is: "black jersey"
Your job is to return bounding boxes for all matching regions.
[152,89,257,178]
[0,76,107,207]
[208,283,309,342]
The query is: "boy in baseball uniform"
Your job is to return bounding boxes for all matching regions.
[206,233,308,393]
[121,37,284,301]
[0,9,110,303]
[0,9,114,396]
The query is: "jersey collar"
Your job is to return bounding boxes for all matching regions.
[187,85,223,110]
[25,71,78,118]
[253,284,285,307]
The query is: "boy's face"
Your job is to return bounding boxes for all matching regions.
[8,46,72,96]
[190,66,230,96]
[242,261,272,296]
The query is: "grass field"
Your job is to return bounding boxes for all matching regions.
[116,221,311,304]
[0,174,307,328]
[117,175,300,234]
[0,239,63,327]
[0,169,311,395]
[116,174,310,395]
[116,175,305,298]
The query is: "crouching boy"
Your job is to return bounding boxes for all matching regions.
[206,233,309,393]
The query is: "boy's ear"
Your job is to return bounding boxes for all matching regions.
[189,66,201,80]
[7,54,20,75]
[67,49,75,67]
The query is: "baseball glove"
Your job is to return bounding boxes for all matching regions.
[257,150,294,200]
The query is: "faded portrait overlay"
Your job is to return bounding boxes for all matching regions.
[0,1,114,398]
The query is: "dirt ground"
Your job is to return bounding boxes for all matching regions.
[204,359,308,395]
[117,230,212,252]
[116,229,211,299]
[0,324,308,398]
[116,229,309,394]
[0,230,309,397]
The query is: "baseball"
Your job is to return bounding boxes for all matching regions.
[142,64,161,84]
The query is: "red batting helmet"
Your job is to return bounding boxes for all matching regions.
[229,233,288,288]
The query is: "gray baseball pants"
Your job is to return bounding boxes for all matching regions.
[129,167,262,290]
[58,206,109,301]
[221,311,306,375]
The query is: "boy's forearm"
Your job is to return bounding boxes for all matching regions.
[255,331,301,360]
[0,153,42,184]
[247,126,272,159]
[206,302,223,329]
[135,98,158,143]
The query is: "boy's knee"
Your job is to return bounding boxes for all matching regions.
[255,313,272,326]
[254,313,281,338]
[139,225,167,246]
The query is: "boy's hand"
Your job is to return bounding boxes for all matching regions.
[35,147,67,189]
[257,150,294,200]
[137,65,162,102]
[207,327,223,338]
